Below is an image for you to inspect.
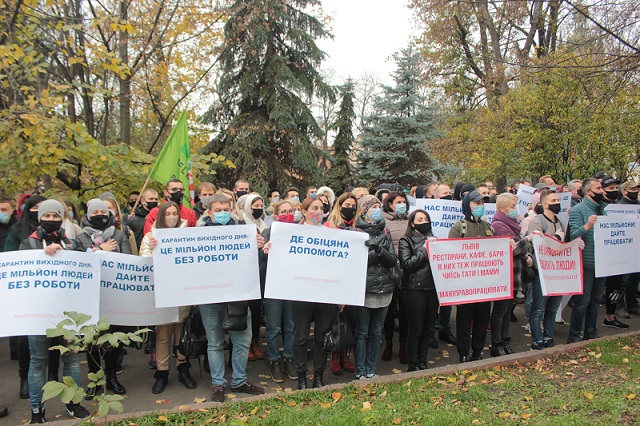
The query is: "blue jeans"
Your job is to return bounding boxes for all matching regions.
[351,305,388,377]
[529,276,562,343]
[568,268,606,343]
[199,303,252,388]
[524,280,533,319]
[264,299,294,361]
[28,335,81,408]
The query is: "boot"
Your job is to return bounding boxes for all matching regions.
[152,370,169,394]
[19,370,29,399]
[106,372,126,395]
[418,362,428,370]
[329,352,343,374]
[381,342,392,361]
[312,371,325,388]
[340,350,355,373]
[250,338,264,360]
[84,385,102,400]
[490,344,506,357]
[503,338,515,355]
[247,344,256,362]
[407,363,419,372]
[297,372,308,390]
[177,363,197,389]
[399,343,409,364]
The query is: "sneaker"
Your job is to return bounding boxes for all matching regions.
[615,308,631,319]
[270,361,285,383]
[555,318,565,325]
[211,385,225,403]
[283,358,298,380]
[356,375,366,380]
[231,381,265,395]
[603,318,629,329]
[29,407,46,424]
[65,403,90,419]
[530,341,544,351]
[544,339,555,348]
[365,373,379,379]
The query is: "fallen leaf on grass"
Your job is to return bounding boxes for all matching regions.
[393,418,402,424]
[472,420,481,425]
[284,388,293,393]
[287,401,297,407]
[380,390,387,397]
[194,397,206,404]
[583,392,594,401]
[250,407,259,415]
[332,392,342,403]
[468,375,477,382]
[623,358,629,364]
[361,401,372,411]
[472,407,480,413]
[392,368,403,374]
[156,399,172,405]
[523,396,533,402]
[499,412,511,419]
[158,416,169,422]
[178,405,190,410]
[319,402,332,409]
[521,413,532,420]
[226,394,236,399]
[447,376,457,383]
[627,394,636,400]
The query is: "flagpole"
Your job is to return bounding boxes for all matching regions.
[128,175,152,217]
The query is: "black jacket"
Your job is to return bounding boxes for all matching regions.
[357,218,397,295]
[398,233,435,291]
[74,229,132,254]
[126,206,150,248]
[0,213,17,253]
[19,229,73,251]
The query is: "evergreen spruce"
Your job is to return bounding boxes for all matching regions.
[358,46,443,187]
[202,0,333,193]
[324,79,356,190]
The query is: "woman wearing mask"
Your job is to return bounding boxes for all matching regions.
[260,200,298,383]
[323,193,359,374]
[380,191,410,364]
[398,209,438,371]
[489,193,534,356]
[241,194,267,361]
[75,199,132,397]
[57,199,82,239]
[139,202,197,393]
[353,195,397,378]
[289,199,303,224]
[102,196,139,255]
[316,193,332,223]
[291,197,338,389]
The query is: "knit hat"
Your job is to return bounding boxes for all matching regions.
[86,198,109,217]
[358,195,381,216]
[98,192,117,201]
[38,200,65,222]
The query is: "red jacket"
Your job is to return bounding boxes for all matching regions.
[144,204,196,233]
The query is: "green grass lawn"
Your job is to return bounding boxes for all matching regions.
[106,336,639,425]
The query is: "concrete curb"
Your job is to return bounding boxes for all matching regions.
[51,329,640,425]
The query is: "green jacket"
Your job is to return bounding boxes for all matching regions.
[568,197,607,270]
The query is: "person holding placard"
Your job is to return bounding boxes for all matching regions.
[567,178,607,343]
[290,196,342,389]
[20,200,90,423]
[352,195,397,379]
[490,193,534,356]
[448,190,496,363]
[139,202,197,394]
[616,181,640,317]
[260,200,298,383]
[380,191,411,364]
[398,209,438,371]
[323,193,361,375]
[197,194,265,403]
[75,198,132,398]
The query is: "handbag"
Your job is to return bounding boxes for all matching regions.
[177,307,208,359]
[322,312,355,353]
[222,301,249,331]
[388,260,403,289]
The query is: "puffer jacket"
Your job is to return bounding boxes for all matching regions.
[398,233,435,291]
[356,217,397,295]
[74,228,132,254]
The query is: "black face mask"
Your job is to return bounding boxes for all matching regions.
[577,188,585,198]
[235,190,248,198]
[340,207,356,221]
[414,222,432,235]
[548,203,562,215]
[145,201,158,211]
[323,203,330,214]
[605,190,618,201]
[251,208,263,219]
[40,220,63,235]
[89,214,109,230]
[590,191,604,203]
[169,191,184,205]
[440,195,453,200]
[128,200,136,208]
[28,210,39,223]
[627,191,639,201]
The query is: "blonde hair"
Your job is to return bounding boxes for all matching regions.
[351,187,369,199]
[326,192,360,228]
[496,193,517,210]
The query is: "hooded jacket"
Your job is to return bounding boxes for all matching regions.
[241,194,267,233]
[448,194,494,238]
[356,217,397,295]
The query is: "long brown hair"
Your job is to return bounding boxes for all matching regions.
[155,202,181,229]
[300,197,324,224]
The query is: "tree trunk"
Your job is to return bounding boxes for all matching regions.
[119,0,131,145]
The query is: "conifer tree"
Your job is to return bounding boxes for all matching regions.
[324,79,356,190]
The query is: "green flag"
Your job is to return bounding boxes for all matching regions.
[149,111,194,207]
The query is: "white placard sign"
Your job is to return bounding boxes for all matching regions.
[516,184,536,217]
[594,215,640,277]
[412,199,464,239]
[98,251,178,325]
[604,204,640,216]
[0,250,100,337]
[557,193,572,229]
[153,225,260,307]
[264,222,369,305]
[532,234,583,296]
[426,237,513,306]
[484,203,496,224]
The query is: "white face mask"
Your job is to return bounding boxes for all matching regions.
[165,215,179,228]
[293,211,303,222]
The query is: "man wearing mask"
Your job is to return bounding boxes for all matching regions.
[601,176,620,204]
[128,189,159,247]
[0,198,17,252]
[567,178,607,343]
[283,187,300,202]
[434,185,452,200]
[568,179,583,207]
[144,180,196,233]
[619,181,639,205]
[233,180,250,198]
[193,182,217,219]
[122,191,139,216]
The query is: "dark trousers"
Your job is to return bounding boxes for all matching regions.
[248,299,262,339]
[383,289,407,344]
[403,289,438,365]
[291,301,337,374]
[490,298,514,344]
[456,302,491,357]
[605,275,623,315]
